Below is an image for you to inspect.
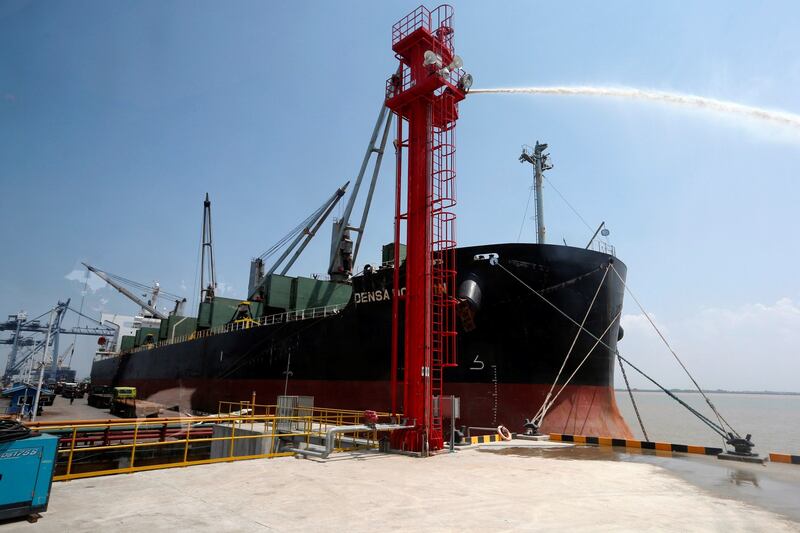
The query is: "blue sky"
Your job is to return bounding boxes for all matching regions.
[1,1,799,390]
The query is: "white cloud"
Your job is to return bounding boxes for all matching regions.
[65,268,107,293]
[91,297,109,312]
[216,281,234,297]
[617,298,800,392]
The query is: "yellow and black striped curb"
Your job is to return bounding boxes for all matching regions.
[549,434,722,456]
[769,453,800,465]
[465,433,506,445]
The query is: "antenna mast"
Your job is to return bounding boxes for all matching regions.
[200,193,217,302]
[519,141,553,244]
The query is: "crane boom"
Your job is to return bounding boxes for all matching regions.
[274,182,349,276]
[83,263,167,319]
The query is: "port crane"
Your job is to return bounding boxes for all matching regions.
[1,301,117,383]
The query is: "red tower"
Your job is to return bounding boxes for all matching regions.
[386,5,470,453]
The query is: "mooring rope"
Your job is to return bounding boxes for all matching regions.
[494,259,734,442]
[608,264,739,439]
[538,309,622,426]
[616,354,729,440]
[617,354,649,442]
[533,264,610,425]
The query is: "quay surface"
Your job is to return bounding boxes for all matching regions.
[4,440,799,532]
[33,396,119,422]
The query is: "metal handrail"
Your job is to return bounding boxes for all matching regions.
[123,303,347,355]
[31,405,396,481]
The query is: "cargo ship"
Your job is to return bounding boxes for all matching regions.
[90,172,631,439]
[91,5,632,439]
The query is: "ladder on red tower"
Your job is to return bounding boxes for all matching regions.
[385,5,468,452]
[430,79,459,437]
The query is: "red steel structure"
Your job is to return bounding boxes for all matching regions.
[386,5,468,453]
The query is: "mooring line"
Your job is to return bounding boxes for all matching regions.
[494,260,731,441]
[539,309,622,426]
[534,263,610,425]
[608,264,739,440]
[618,354,649,442]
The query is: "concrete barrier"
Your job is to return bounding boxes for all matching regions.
[549,433,722,456]
[466,433,505,445]
[769,453,800,465]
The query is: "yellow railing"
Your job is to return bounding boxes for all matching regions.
[32,406,394,481]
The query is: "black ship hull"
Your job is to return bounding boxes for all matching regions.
[91,243,632,437]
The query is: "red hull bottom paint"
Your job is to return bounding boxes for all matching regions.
[109,378,633,439]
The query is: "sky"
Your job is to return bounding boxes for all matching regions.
[1,1,799,391]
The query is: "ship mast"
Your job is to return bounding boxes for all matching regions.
[200,193,217,303]
[519,142,553,244]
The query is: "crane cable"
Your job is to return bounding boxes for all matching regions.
[494,259,737,441]
[257,201,329,261]
[103,271,184,301]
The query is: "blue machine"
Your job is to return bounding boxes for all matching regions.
[0,431,59,520]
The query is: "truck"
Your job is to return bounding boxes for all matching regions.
[110,387,164,418]
[87,385,114,409]
[60,382,84,400]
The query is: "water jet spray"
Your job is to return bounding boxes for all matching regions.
[471,86,800,130]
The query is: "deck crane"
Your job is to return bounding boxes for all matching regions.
[248,182,349,300]
[200,193,217,303]
[327,105,394,282]
[248,103,395,291]
[82,263,183,320]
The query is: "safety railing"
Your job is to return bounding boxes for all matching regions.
[31,406,395,481]
[590,240,617,257]
[127,303,346,355]
[391,5,454,46]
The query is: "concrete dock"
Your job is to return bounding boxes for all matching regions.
[33,396,119,422]
[4,440,799,532]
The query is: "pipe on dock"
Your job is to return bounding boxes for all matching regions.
[289,423,412,459]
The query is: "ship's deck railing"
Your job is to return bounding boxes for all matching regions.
[590,240,616,257]
[127,302,347,355]
[28,405,394,481]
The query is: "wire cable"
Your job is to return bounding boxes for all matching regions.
[495,260,733,441]
[517,185,534,242]
[618,354,649,442]
[608,264,739,438]
[542,174,595,233]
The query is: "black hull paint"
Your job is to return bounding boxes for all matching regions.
[91,243,631,436]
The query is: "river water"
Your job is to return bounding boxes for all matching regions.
[615,391,800,455]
